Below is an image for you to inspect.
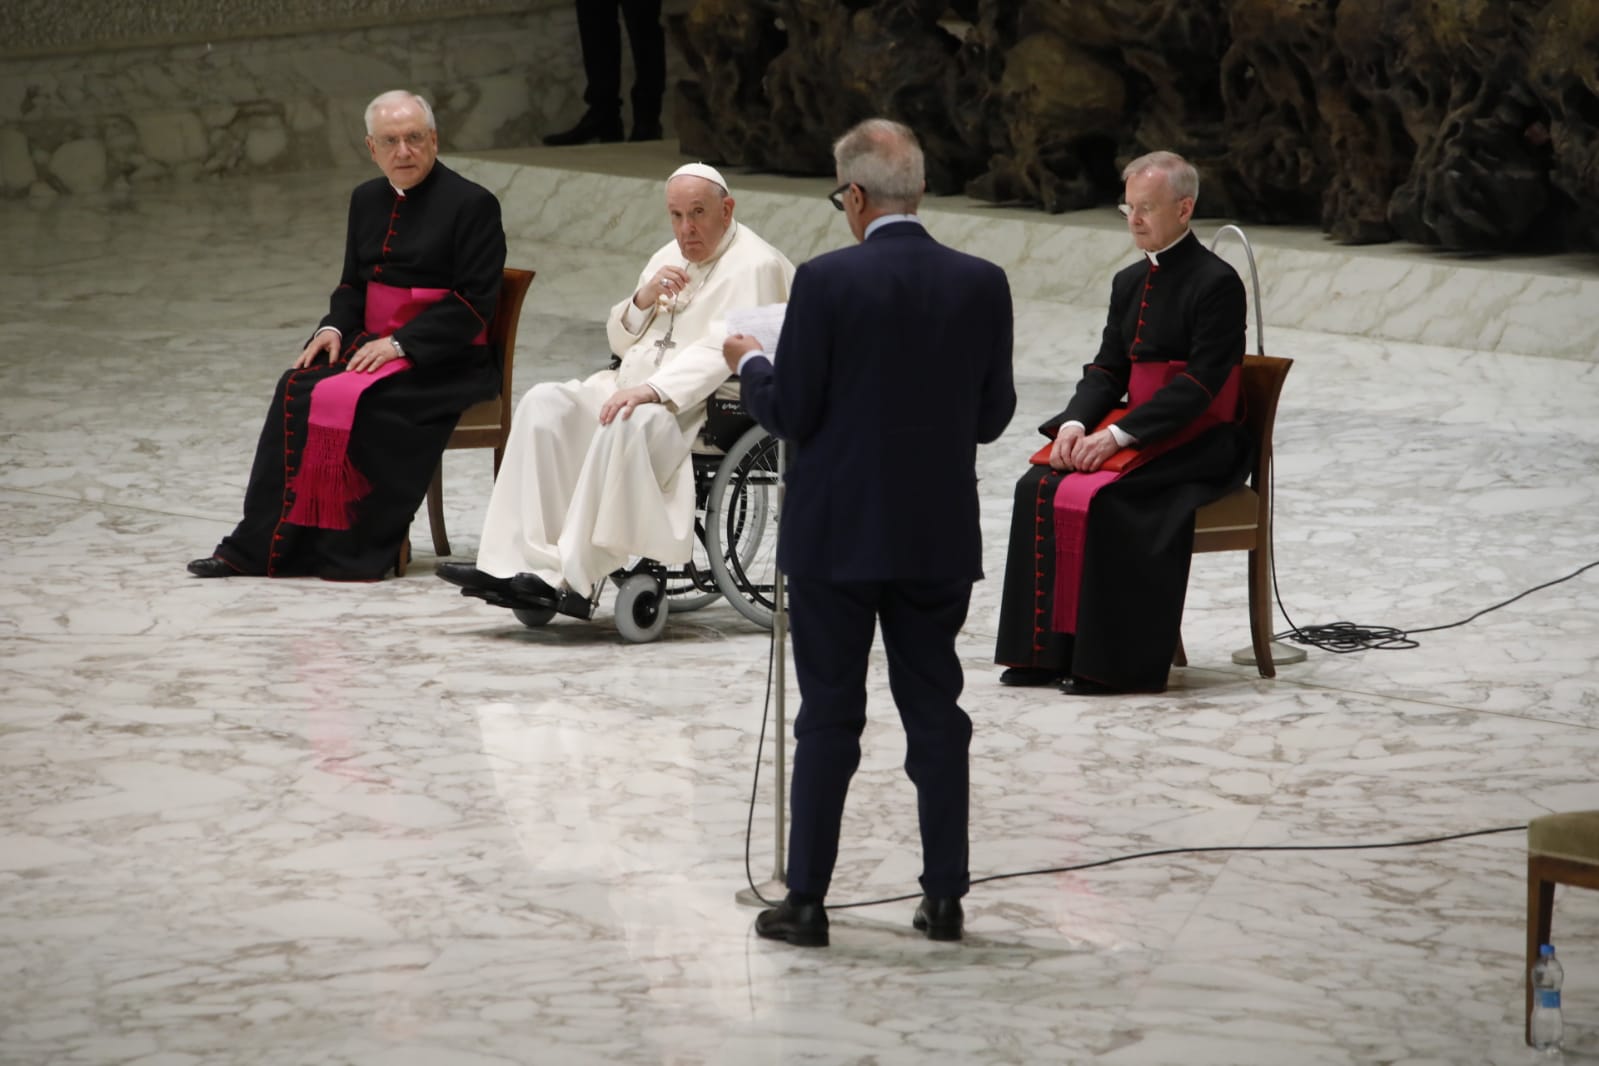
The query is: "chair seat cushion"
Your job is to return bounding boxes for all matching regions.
[1529,810,1599,864]
[1194,486,1258,533]
[456,396,502,430]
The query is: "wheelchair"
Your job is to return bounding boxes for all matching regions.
[509,391,783,643]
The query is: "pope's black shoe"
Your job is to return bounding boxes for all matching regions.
[509,573,593,619]
[999,666,1060,687]
[435,562,513,597]
[187,556,237,578]
[508,571,559,602]
[912,895,964,941]
[542,111,624,146]
[754,894,829,947]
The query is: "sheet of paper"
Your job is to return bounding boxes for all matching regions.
[726,303,787,359]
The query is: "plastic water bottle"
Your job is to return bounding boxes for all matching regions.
[1531,943,1564,1052]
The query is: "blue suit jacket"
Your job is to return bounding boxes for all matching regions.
[739,221,1016,582]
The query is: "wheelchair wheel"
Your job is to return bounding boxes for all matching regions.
[704,424,780,629]
[614,573,669,643]
[513,605,557,628]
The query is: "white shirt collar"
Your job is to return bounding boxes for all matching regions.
[865,213,923,239]
[1144,228,1192,266]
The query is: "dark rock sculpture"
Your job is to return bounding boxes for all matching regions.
[671,0,1599,252]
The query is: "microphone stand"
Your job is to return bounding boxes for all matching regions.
[736,438,788,906]
[1209,224,1306,669]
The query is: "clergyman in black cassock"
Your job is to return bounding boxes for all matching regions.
[193,92,505,581]
[994,152,1251,693]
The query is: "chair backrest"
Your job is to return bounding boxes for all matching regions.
[489,266,536,421]
[1239,353,1293,494]
[448,266,535,450]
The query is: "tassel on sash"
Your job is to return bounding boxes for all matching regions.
[285,359,409,529]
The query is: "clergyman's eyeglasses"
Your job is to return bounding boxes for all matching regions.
[1118,198,1188,219]
[374,131,432,152]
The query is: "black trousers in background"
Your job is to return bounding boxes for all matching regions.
[783,576,974,901]
[577,0,665,125]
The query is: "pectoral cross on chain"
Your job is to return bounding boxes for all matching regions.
[652,332,675,364]
[651,305,678,367]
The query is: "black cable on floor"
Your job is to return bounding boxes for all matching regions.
[1266,464,1598,654]
[822,823,1528,910]
[739,600,1529,912]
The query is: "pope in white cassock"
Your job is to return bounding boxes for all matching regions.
[436,162,795,615]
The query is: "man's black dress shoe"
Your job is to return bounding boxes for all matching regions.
[999,666,1060,687]
[1058,676,1122,696]
[912,895,964,941]
[509,573,593,619]
[186,556,236,578]
[628,120,663,142]
[435,562,513,597]
[542,111,624,147]
[755,895,829,947]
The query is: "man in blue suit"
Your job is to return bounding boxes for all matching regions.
[723,119,1016,947]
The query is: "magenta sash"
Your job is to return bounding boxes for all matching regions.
[284,282,483,530]
[364,283,488,346]
[1049,360,1241,632]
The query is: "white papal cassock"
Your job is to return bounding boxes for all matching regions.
[474,220,795,595]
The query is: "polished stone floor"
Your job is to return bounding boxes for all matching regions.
[2,153,1597,1066]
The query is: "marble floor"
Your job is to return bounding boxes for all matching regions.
[2,152,1598,1066]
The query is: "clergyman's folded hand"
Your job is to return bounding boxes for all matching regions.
[293,329,341,369]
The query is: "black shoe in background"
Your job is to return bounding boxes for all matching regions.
[543,111,624,147]
[998,666,1060,687]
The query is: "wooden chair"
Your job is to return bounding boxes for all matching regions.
[1527,810,1599,1044]
[1174,353,1294,677]
[399,266,535,574]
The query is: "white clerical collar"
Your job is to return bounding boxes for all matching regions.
[1144,228,1192,266]
[865,214,922,239]
[391,184,407,197]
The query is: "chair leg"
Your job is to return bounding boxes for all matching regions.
[427,463,450,558]
[1247,545,1275,678]
[1527,857,1556,1046]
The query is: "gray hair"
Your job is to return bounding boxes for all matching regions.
[832,118,924,213]
[364,91,436,136]
[1122,150,1199,204]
